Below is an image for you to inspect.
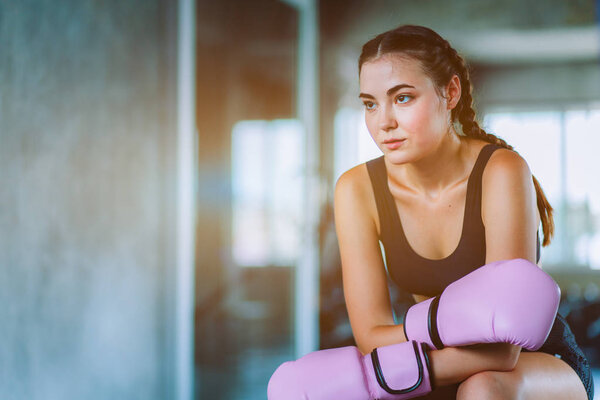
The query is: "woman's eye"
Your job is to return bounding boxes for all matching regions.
[395,95,412,104]
[363,101,376,110]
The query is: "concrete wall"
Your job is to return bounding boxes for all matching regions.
[0,1,178,399]
[476,61,600,111]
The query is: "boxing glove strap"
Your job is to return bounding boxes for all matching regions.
[428,296,444,350]
[370,341,429,394]
[402,312,409,342]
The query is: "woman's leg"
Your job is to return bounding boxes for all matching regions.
[456,352,588,400]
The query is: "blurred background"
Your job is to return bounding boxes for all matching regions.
[2,0,600,399]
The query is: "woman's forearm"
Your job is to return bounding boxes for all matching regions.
[429,343,521,387]
[360,325,520,387]
[359,324,408,354]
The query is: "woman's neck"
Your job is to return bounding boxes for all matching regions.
[386,135,471,200]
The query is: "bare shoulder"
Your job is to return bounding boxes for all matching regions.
[334,161,380,236]
[480,146,540,262]
[481,145,538,216]
[481,147,535,214]
[334,163,374,212]
[335,163,370,196]
[483,147,533,183]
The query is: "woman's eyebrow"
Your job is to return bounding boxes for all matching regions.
[358,83,416,99]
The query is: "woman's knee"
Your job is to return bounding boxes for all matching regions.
[456,370,521,400]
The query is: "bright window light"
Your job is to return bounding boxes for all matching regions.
[231,119,304,267]
[485,109,600,269]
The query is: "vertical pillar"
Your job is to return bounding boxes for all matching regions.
[282,0,321,358]
[176,0,196,398]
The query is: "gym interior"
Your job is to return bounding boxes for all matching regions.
[2,0,600,399]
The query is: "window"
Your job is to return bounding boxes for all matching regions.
[231,119,304,267]
[485,108,600,269]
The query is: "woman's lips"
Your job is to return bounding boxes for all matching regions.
[384,139,406,150]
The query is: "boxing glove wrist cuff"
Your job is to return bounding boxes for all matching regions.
[403,297,444,350]
[428,296,444,350]
[367,341,433,399]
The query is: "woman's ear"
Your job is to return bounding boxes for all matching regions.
[445,75,461,110]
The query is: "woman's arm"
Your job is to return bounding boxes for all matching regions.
[446,148,541,368]
[482,149,540,264]
[429,343,522,386]
[334,165,408,354]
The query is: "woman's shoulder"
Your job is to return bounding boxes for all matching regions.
[334,161,380,228]
[334,162,373,199]
[480,143,537,219]
[464,137,530,180]
[483,145,532,183]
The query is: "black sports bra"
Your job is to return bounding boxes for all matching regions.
[366,144,541,297]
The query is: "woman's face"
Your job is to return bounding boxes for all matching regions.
[359,54,452,164]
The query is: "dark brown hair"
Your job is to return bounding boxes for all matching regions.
[358,25,554,246]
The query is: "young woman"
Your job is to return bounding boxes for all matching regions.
[333,25,594,399]
[268,25,594,400]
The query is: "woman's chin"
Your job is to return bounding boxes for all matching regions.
[383,149,412,165]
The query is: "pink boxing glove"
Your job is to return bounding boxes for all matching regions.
[403,258,560,351]
[267,340,432,400]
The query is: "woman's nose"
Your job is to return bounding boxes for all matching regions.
[378,105,398,131]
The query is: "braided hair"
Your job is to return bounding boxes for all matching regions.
[358,25,554,246]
